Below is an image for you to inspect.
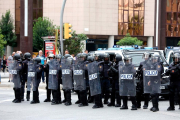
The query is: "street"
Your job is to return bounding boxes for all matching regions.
[0,87,180,120]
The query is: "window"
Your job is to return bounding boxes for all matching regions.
[166,0,180,37]
[118,0,144,36]
[33,0,43,21]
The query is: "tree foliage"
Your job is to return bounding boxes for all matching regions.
[33,17,55,51]
[0,10,17,47]
[63,30,87,55]
[0,29,7,57]
[178,41,180,46]
[116,33,143,46]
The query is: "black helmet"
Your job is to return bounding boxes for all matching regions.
[124,56,132,65]
[64,54,71,59]
[24,52,31,60]
[94,53,101,61]
[172,53,180,63]
[20,53,23,60]
[87,56,94,62]
[115,54,122,62]
[67,57,73,64]
[13,54,21,61]
[104,53,110,62]
[34,57,41,64]
[56,54,62,59]
[81,53,88,61]
[142,52,151,60]
[151,53,160,63]
[76,53,82,60]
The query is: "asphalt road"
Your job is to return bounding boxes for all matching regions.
[0,87,180,120]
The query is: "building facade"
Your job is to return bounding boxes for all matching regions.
[0,0,179,55]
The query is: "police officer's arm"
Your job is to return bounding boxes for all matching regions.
[36,64,43,73]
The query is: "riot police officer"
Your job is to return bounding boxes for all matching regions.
[73,53,89,107]
[101,53,112,104]
[30,57,43,104]
[44,54,54,102]
[11,54,23,103]
[147,54,163,112]
[61,54,73,106]
[107,54,123,107]
[120,56,137,110]
[136,52,151,109]
[88,53,103,109]
[86,56,94,103]
[22,52,31,101]
[165,53,180,111]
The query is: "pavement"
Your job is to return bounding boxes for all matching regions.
[0,72,47,89]
[0,87,180,120]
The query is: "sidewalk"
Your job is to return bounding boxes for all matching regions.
[0,72,46,89]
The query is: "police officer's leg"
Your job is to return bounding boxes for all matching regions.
[143,93,150,109]
[93,94,103,108]
[115,90,121,107]
[26,91,30,101]
[62,89,66,103]
[57,84,61,103]
[44,81,51,102]
[79,90,88,107]
[14,88,21,103]
[12,88,16,102]
[51,90,59,105]
[136,89,142,108]
[151,84,159,112]
[88,87,94,103]
[120,84,128,109]
[108,81,115,106]
[167,82,175,110]
[104,79,110,104]
[75,90,80,104]
[20,80,25,101]
[65,89,72,106]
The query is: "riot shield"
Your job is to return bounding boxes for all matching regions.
[61,58,73,90]
[27,60,36,91]
[119,64,136,96]
[11,60,21,88]
[143,63,161,94]
[48,59,59,90]
[73,60,86,91]
[88,61,101,96]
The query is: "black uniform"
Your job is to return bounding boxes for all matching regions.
[108,62,122,107]
[101,61,111,104]
[136,60,151,108]
[44,63,52,102]
[12,59,23,103]
[22,59,29,101]
[30,59,43,104]
[166,62,180,110]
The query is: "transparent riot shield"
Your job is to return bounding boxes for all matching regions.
[88,61,101,96]
[119,64,136,96]
[61,58,73,90]
[143,63,161,94]
[48,59,59,90]
[73,60,86,91]
[11,60,21,88]
[27,60,36,91]
[8,59,14,75]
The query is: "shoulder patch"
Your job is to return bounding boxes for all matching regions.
[99,66,102,68]
[60,65,62,68]
[158,65,160,68]
[134,67,136,70]
[19,64,21,67]
[144,68,145,70]
[39,67,41,70]
[86,64,88,67]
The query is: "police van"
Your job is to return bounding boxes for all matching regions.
[95,45,170,99]
[165,46,180,65]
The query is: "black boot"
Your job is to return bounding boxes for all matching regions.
[44,89,51,102]
[57,87,62,103]
[151,94,159,112]
[14,88,21,103]
[115,91,121,107]
[120,96,128,109]
[12,88,17,102]
[131,96,137,110]
[51,90,59,105]
[26,91,30,101]
[136,91,142,108]
[108,88,115,107]
[79,90,88,107]
[65,90,72,106]
[143,94,149,109]
[62,90,66,103]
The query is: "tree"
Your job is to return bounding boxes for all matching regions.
[0,29,7,57]
[116,33,143,46]
[33,17,55,51]
[63,30,87,55]
[178,41,180,46]
[0,10,17,47]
